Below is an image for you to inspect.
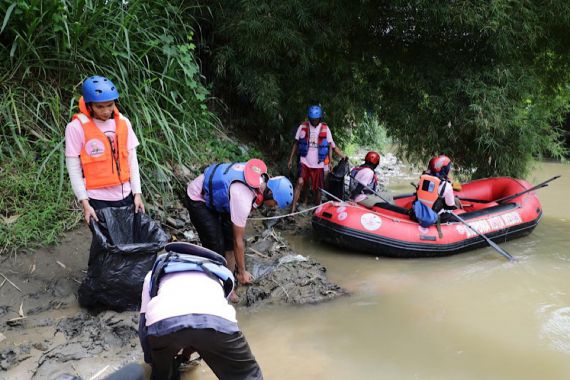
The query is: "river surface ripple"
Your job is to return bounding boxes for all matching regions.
[234,161,570,380]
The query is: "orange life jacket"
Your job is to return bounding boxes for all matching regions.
[416,174,446,209]
[74,97,130,190]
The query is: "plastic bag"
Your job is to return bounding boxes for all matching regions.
[78,205,169,311]
[331,157,350,179]
[413,200,439,228]
[327,158,350,200]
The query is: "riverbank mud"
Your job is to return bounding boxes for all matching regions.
[1,151,410,379]
[0,205,344,379]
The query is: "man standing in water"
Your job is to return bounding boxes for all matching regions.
[288,105,346,212]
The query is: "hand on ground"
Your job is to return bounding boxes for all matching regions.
[237,270,254,285]
[228,290,239,303]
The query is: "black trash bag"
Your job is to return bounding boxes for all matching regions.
[327,158,350,200]
[78,205,169,312]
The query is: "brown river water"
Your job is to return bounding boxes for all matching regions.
[2,161,568,380]
[233,161,570,380]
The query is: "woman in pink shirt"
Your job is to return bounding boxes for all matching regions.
[349,151,381,202]
[184,160,293,300]
[65,76,144,223]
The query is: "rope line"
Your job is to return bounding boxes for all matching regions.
[248,201,334,220]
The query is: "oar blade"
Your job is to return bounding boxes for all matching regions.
[453,213,515,261]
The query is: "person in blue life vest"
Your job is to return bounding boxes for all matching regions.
[184,159,293,299]
[139,242,263,380]
[348,151,380,201]
[287,105,346,212]
[416,154,462,223]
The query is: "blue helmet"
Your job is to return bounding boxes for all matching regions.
[267,176,294,209]
[308,105,322,119]
[82,76,119,103]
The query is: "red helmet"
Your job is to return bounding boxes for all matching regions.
[365,151,380,165]
[431,155,452,176]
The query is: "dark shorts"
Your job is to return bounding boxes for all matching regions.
[89,193,134,210]
[299,164,324,192]
[185,195,233,255]
[148,328,263,380]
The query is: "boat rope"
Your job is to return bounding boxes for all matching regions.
[248,201,333,220]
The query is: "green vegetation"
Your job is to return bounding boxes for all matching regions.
[0,0,251,254]
[0,159,80,253]
[342,113,391,157]
[198,0,570,175]
[2,0,570,253]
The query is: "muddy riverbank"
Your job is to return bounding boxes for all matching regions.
[0,209,344,379]
[0,152,409,379]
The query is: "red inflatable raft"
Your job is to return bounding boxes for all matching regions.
[312,177,543,257]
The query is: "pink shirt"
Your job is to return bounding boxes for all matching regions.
[140,271,237,326]
[187,175,256,228]
[438,180,456,215]
[353,167,375,203]
[294,123,336,169]
[65,117,139,201]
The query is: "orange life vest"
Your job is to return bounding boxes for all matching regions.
[74,97,130,190]
[416,174,445,209]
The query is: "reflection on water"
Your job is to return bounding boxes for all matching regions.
[539,306,570,355]
[191,161,570,380]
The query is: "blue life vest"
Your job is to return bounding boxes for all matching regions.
[149,252,235,299]
[413,199,439,228]
[349,166,378,195]
[203,162,253,213]
[297,122,330,163]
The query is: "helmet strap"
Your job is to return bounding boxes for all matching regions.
[252,189,265,209]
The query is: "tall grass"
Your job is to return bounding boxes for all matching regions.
[0,0,250,254]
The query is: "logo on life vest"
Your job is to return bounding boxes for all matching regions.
[85,139,105,157]
[361,213,382,231]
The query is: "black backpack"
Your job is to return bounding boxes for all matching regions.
[327,158,350,200]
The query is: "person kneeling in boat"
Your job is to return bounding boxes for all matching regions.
[139,243,263,380]
[348,151,380,202]
[416,154,462,223]
[184,160,293,299]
